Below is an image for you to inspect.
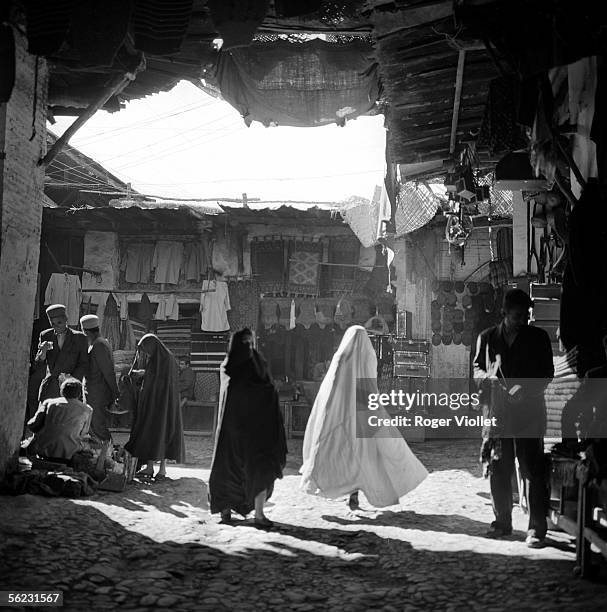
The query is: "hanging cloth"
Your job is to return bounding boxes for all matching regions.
[289,299,296,330]
[101,293,121,351]
[137,293,154,332]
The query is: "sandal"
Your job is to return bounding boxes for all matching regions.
[254,516,273,528]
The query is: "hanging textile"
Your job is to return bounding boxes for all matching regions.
[132,0,193,55]
[200,280,231,332]
[287,241,322,295]
[314,298,335,329]
[260,298,279,330]
[226,279,260,331]
[274,298,292,329]
[136,293,154,332]
[477,76,529,156]
[101,294,121,351]
[251,239,285,294]
[184,241,208,282]
[295,299,316,329]
[326,237,358,293]
[152,241,184,285]
[334,297,353,330]
[364,245,389,299]
[154,295,179,321]
[121,243,155,284]
[44,273,82,325]
[216,38,380,127]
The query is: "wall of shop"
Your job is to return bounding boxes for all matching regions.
[0,31,48,476]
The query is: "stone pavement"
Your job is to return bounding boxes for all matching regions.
[1,437,606,612]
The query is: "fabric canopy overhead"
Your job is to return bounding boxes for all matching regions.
[216,39,380,127]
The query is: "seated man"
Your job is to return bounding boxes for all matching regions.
[179,356,196,407]
[25,377,93,462]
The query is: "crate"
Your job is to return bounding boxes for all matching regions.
[394,364,431,378]
[530,284,561,299]
[394,351,429,366]
[392,338,430,353]
[532,300,560,320]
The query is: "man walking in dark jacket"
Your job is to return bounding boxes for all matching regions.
[80,314,119,442]
[474,289,554,547]
[36,304,89,402]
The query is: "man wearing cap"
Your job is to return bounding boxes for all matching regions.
[35,304,89,403]
[80,314,120,442]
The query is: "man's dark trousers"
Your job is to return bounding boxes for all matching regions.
[490,437,547,538]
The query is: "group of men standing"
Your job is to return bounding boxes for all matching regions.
[34,303,119,444]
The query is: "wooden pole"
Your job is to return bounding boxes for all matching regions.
[449,50,466,155]
[38,61,144,168]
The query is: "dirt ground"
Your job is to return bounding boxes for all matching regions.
[1,436,606,611]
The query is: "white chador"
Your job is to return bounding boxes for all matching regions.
[300,325,428,507]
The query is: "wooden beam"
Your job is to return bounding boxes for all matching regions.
[449,50,466,155]
[39,59,144,168]
[372,2,453,38]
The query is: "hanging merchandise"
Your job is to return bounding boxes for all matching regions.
[226,279,260,331]
[334,296,353,329]
[152,241,184,284]
[44,273,82,325]
[295,299,316,329]
[200,279,230,332]
[101,293,121,351]
[154,294,179,321]
[136,293,154,332]
[260,298,279,330]
[275,298,292,329]
[184,241,208,282]
[289,299,296,330]
[314,298,335,329]
[121,243,155,284]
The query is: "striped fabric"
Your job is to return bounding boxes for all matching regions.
[129,319,147,344]
[156,320,192,358]
[191,331,230,371]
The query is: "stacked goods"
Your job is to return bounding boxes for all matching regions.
[545,348,580,439]
[431,280,499,347]
[156,320,193,358]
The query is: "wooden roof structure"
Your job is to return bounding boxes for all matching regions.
[11,1,602,178]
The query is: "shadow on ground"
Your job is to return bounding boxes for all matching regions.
[2,491,606,612]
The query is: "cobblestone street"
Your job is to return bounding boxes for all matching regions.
[2,437,606,611]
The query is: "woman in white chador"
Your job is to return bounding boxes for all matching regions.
[300,325,428,509]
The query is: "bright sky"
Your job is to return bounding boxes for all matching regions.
[49,80,386,204]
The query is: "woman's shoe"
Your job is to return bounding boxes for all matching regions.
[348,492,359,510]
[254,515,273,528]
[220,510,232,524]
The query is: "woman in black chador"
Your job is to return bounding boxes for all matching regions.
[209,328,287,527]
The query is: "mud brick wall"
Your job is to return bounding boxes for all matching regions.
[0,29,48,476]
